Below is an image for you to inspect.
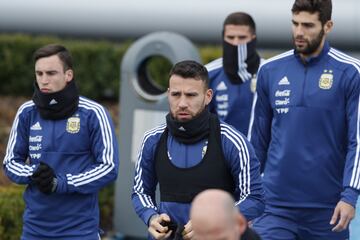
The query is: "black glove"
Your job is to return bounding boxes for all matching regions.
[31,162,57,194]
[160,221,184,240]
[160,220,178,232]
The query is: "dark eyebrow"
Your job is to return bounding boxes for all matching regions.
[185,92,198,96]
[292,20,315,27]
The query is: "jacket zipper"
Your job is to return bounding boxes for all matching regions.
[301,66,308,106]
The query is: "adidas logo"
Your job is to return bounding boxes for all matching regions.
[178,126,186,131]
[49,99,58,105]
[278,76,290,85]
[30,122,42,131]
[216,81,227,91]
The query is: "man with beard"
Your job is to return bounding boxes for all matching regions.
[206,12,262,135]
[248,0,360,239]
[3,44,119,239]
[132,60,264,240]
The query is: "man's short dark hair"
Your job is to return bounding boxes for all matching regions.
[292,0,332,25]
[33,44,73,71]
[169,60,209,88]
[223,12,256,35]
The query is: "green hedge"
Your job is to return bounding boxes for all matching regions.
[0,184,115,239]
[0,185,24,240]
[0,34,222,100]
[0,34,129,100]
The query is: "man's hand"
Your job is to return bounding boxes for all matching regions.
[148,213,173,240]
[183,220,195,240]
[330,200,355,232]
[31,162,57,194]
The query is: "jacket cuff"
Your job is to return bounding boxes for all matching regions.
[341,187,360,207]
[143,210,158,226]
[54,174,68,194]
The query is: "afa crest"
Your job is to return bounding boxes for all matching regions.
[66,116,80,134]
[202,141,208,158]
[250,74,257,93]
[319,70,333,90]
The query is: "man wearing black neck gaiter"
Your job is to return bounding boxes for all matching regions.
[131,60,264,240]
[3,44,119,240]
[206,12,263,136]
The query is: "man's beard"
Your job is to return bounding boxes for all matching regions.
[293,28,324,56]
[172,108,203,122]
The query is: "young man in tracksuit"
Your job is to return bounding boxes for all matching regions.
[3,44,119,240]
[249,0,360,239]
[132,60,264,239]
[206,12,263,135]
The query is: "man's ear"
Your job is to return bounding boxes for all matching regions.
[205,88,213,105]
[324,20,333,35]
[65,69,74,82]
[236,213,247,235]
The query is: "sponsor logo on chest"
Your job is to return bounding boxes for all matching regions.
[275,76,291,114]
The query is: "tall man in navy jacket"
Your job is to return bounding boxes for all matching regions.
[3,44,119,240]
[249,0,360,239]
[206,12,262,135]
[132,60,264,240]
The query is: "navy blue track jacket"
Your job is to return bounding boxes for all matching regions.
[206,58,263,135]
[3,96,119,240]
[249,42,360,209]
[132,122,264,227]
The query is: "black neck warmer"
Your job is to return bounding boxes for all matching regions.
[166,108,210,144]
[223,38,260,84]
[32,80,79,120]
